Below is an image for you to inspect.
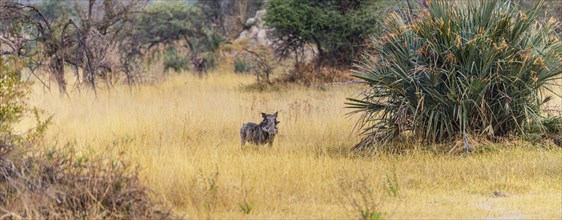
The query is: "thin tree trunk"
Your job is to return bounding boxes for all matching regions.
[311,36,323,66]
[50,55,67,94]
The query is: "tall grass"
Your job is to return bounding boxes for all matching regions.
[1,57,172,219]
[348,0,562,151]
[24,71,562,219]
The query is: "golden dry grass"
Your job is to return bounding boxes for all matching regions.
[25,71,562,219]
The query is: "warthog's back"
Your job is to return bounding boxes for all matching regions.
[240,122,259,136]
[240,122,275,146]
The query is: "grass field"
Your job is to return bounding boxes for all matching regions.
[26,71,562,219]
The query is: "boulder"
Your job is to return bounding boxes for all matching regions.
[255,10,266,21]
[239,30,249,39]
[249,26,260,38]
[245,18,257,27]
[235,9,273,48]
[257,29,268,45]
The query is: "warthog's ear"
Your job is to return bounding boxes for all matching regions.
[273,111,278,117]
[261,112,267,118]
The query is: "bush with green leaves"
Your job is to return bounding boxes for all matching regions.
[137,1,224,73]
[234,59,252,73]
[135,2,205,50]
[265,0,386,67]
[163,47,190,73]
[0,57,28,138]
[348,0,562,151]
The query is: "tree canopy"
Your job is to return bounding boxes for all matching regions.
[265,0,385,67]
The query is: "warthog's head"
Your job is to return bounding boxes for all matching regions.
[261,112,279,135]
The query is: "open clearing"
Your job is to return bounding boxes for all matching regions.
[27,71,562,219]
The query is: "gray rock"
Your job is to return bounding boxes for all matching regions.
[247,39,259,49]
[249,26,260,38]
[257,29,268,45]
[256,13,267,28]
[245,18,257,27]
[234,9,275,48]
[255,10,266,21]
[239,30,249,39]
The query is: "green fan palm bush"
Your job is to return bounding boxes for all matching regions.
[348,0,562,152]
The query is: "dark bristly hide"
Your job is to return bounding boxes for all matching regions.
[241,112,279,147]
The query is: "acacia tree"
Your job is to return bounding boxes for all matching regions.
[0,1,70,93]
[265,0,385,67]
[70,0,146,90]
[133,1,226,73]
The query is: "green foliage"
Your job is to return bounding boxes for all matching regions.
[189,169,221,217]
[0,56,53,162]
[348,0,562,151]
[360,209,384,220]
[204,53,217,70]
[234,59,252,73]
[35,0,74,21]
[136,1,224,71]
[0,56,172,220]
[202,31,225,54]
[518,0,562,26]
[524,115,562,143]
[243,46,277,83]
[384,172,399,197]
[135,2,226,53]
[163,47,190,73]
[0,57,28,136]
[541,116,562,134]
[338,172,386,220]
[136,2,205,49]
[238,201,253,214]
[265,0,386,66]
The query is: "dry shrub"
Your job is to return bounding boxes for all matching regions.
[0,146,174,219]
[337,171,390,220]
[277,63,355,86]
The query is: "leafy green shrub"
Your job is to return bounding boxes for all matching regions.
[265,0,385,67]
[163,47,190,73]
[348,0,562,151]
[524,115,562,145]
[542,116,562,134]
[234,59,252,73]
[0,57,28,136]
[136,2,205,49]
[205,53,217,70]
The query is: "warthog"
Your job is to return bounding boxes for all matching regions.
[190,54,207,76]
[240,112,279,147]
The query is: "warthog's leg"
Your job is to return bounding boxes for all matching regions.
[240,132,247,147]
[240,125,246,147]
